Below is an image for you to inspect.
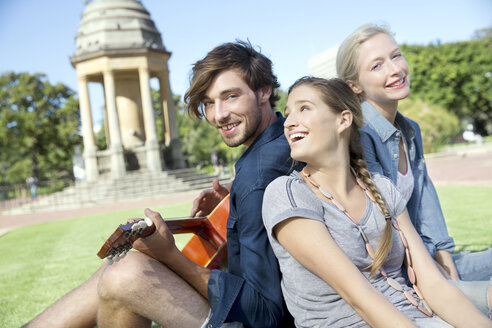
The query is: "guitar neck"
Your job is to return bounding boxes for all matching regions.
[97,194,230,269]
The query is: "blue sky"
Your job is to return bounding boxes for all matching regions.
[0,0,490,127]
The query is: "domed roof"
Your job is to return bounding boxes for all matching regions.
[71,0,168,64]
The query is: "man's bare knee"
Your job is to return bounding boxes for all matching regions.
[97,252,151,302]
[97,251,209,327]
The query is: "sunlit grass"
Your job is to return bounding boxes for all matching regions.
[0,202,192,328]
[436,185,492,252]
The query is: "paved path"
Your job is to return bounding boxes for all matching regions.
[1,145,491,235]
[426,151,492,186]
[0,190,199,236]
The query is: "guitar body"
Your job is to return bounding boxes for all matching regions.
[171,194,229,268]
[97,195,229,270]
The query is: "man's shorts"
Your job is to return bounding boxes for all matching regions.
[201,309,244,328]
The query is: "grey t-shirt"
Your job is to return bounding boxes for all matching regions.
[262,171,427,327]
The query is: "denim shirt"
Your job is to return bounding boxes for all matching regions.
[359,101,455,256]
[207,112,301,328]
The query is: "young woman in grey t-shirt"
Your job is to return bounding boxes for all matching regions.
[262,77,490,327]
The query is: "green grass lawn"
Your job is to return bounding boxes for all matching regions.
[436,185,492,252]
[0,201,193,328]
[1,186,492,327]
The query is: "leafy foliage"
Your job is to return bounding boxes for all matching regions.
[399,98,461,153]
[0,72,81,184]
[401,34,492,135]
[176,105,245,168]
[275,89,288,115]
[95,122,107,150]
[472,27,492,41]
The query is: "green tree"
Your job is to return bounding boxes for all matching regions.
[472,27,492,41]
[399,98,461,153]
[0,72,81,183]
[178,111,229,167]
[95,122,107,150]
[275,89,288,115]
[401,36,492,135]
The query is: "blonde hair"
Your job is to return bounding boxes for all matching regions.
[289,77,393,276]
[336,23,395,100]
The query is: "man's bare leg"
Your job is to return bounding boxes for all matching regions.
[22,265,105,328]
[97,251,209,328]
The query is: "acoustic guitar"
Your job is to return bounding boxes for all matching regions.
[97,195,229,270]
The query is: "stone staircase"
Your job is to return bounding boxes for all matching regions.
[4,169,233,214]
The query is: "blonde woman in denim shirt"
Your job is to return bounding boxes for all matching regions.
[336,23,491,317]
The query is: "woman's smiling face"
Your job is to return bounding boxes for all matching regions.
[284,84,340,163]
[354,33,410,108]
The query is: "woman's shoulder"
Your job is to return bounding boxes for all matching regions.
[263,171,325,228]
[264,171,322,210]
[265,171,303,196]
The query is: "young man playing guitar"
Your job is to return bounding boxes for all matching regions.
[24,41,300,328]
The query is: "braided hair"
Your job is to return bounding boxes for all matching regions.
[288,77,393,276]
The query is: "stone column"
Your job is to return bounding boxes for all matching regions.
[159,70,184,169]
[159,70,178,146]
[77,75,99,181]
[158,73,172,146]
[103,70,126,178]
[139,67,162,172]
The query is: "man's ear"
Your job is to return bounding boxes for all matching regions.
[338,109,353,134]
[257,85,272,104]
[346,80,363,95]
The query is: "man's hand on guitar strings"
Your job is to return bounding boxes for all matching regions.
[190,179,229,218]
[132,208,180,264]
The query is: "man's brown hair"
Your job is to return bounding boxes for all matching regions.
[184,40,280,119]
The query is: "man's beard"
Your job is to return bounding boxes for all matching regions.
[221,104,262,147]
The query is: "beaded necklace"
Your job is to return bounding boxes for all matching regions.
[301,167,433,317]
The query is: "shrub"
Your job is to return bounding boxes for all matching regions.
[399,98,461,153]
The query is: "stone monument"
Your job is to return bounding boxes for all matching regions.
[71,0,184,181]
